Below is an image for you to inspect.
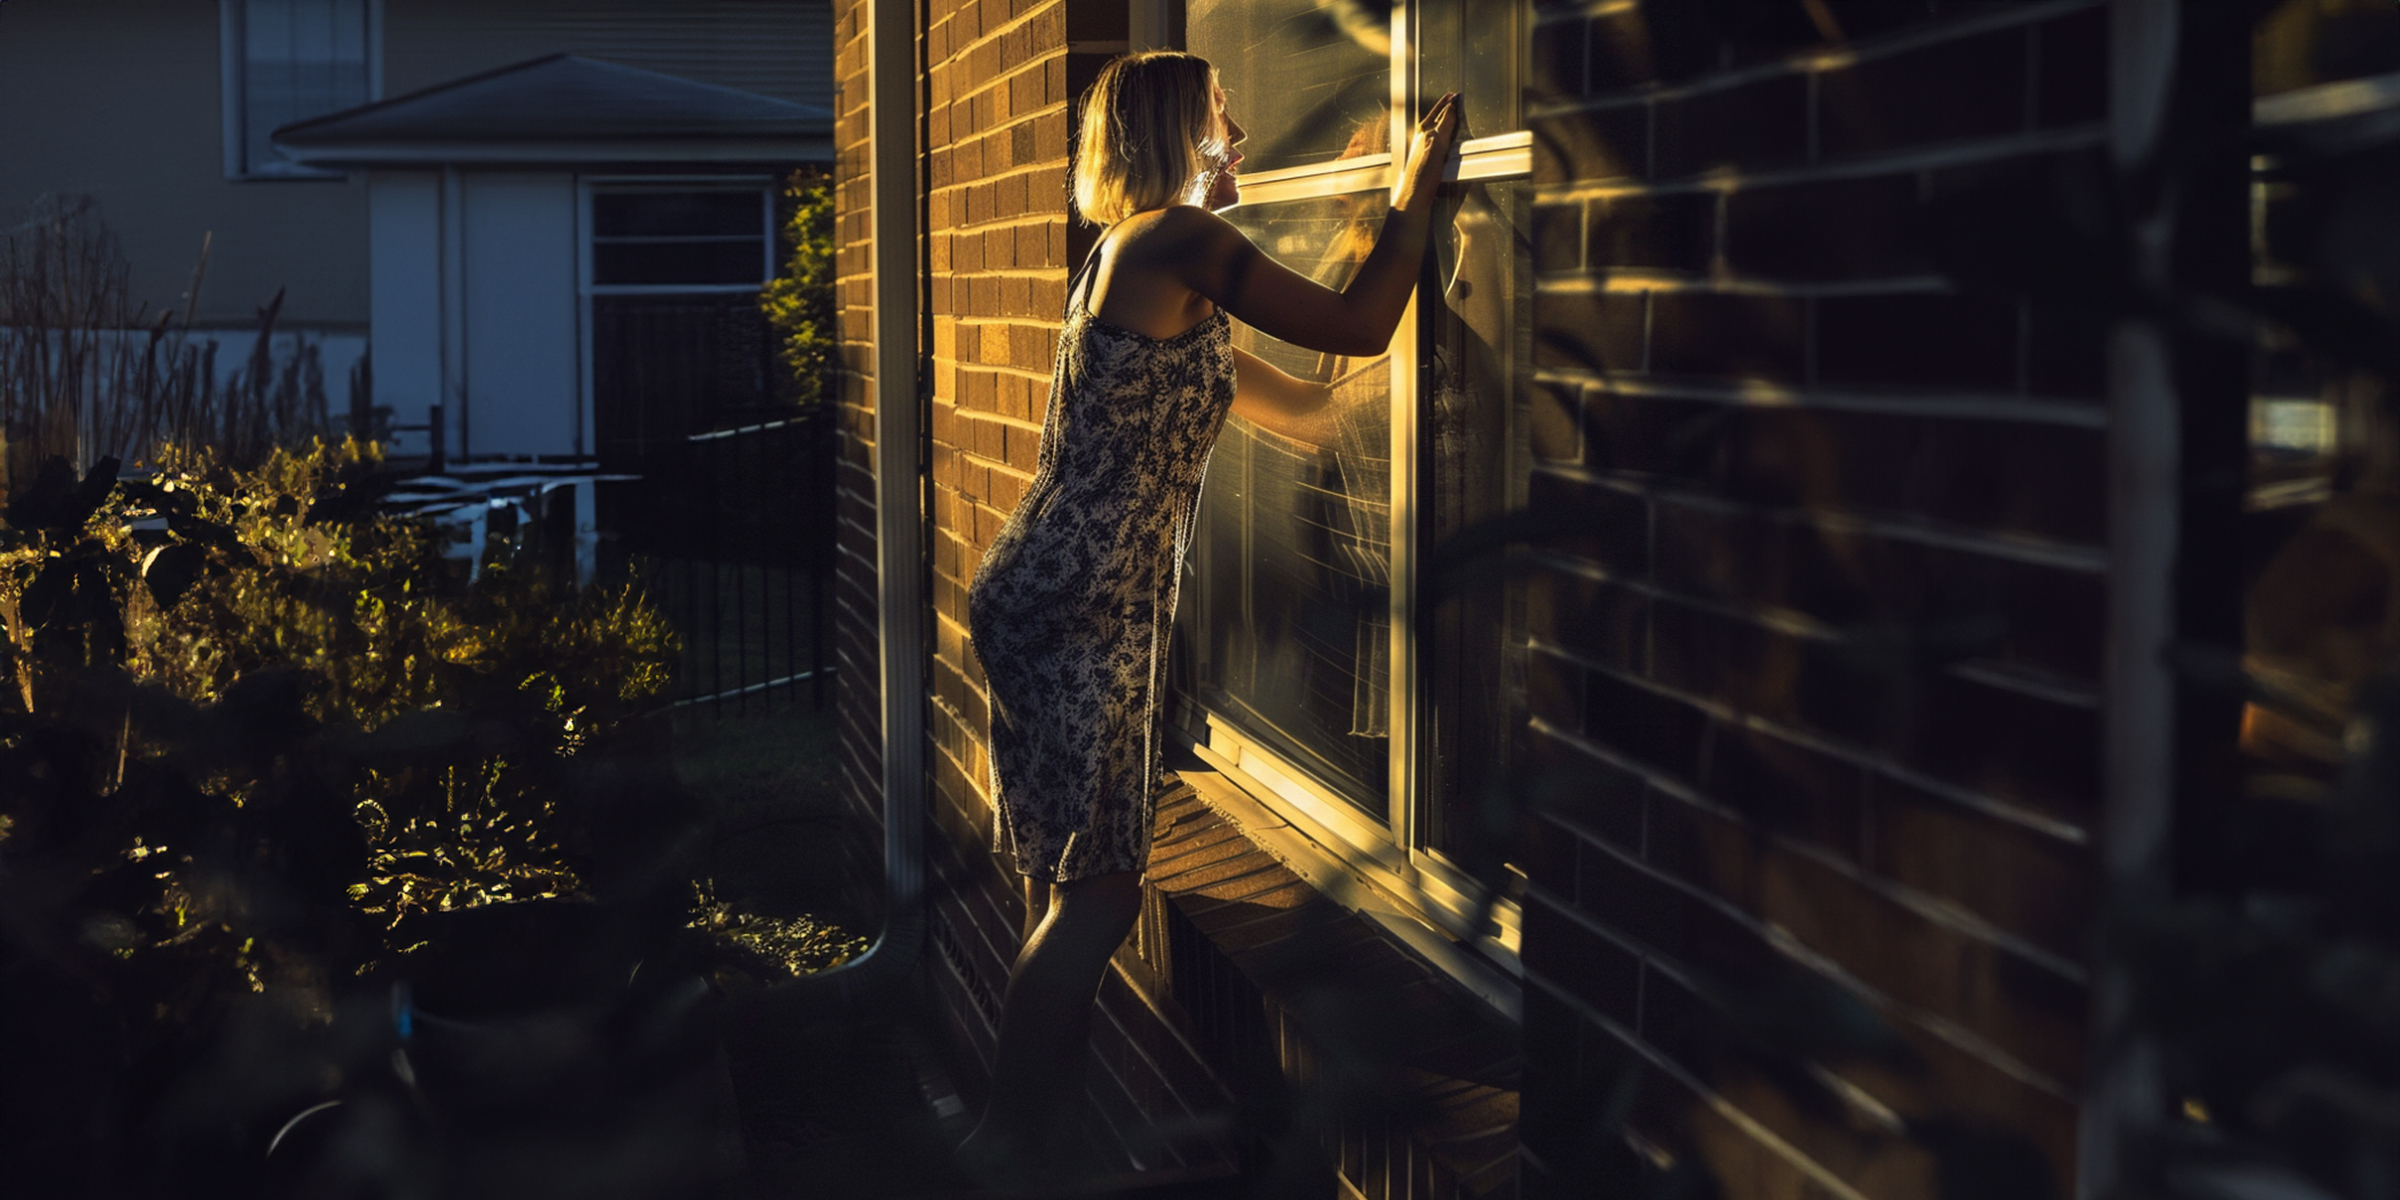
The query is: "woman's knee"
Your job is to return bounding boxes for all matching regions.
[1052,870,1142,934]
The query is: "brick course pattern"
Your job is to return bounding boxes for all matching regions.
[831,0,883,836]
[1522,2,2108,1196]
[834,3,1526,1195]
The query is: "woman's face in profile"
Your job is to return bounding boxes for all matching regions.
[1205,83,1247,211]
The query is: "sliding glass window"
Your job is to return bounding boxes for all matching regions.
[1174,0,1535,949]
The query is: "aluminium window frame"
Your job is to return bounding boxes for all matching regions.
[574,175,780,461]
[219,0,385,182]
[1178,0,1534,1005]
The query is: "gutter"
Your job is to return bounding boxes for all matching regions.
[274,139,835,168]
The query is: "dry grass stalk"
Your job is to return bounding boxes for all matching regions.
[1,193,334,491]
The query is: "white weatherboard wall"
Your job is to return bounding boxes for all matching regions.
[366,169,581,460]
[368,170,443,459]
[461,173,579,458]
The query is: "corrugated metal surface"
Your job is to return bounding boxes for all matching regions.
[385,0,831,112]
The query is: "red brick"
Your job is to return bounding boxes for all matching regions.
[1700,720,1868,862]
[1531,289,1645,373]
[1529,13,1588,99]
[1529,383,1583,464]
[1867,774,2095,962]
[1647,292,1806,383]
[1523,470,1651,577]
[1818,27,2031,160]
[1653,74,1808,179]
[1906,672,2101,825]
[1588,192,1716,272]
[1917,419,2105,543]
[1577,390,1722,479]
[1531,104,1649,186]
[2034,6,2109,129]
[1723,173,1926,282]
[1582,669,1708,784]
[1815,292,2021,392]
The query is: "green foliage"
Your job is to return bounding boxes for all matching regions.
[688,879,869,982]
[0,441,679,960]
[760,170,837,408]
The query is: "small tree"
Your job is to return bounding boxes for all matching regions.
[759,171,835,409]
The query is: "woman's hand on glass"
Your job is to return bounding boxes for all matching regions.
[1397,93,1464,215]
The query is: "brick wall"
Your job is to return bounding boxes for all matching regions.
[830,0,882,837]
[833,4,1526,1192]
[1519,2,2112,1195]
[915,0,1125,1097]
[920,0,1093,1004]
[836,0,1235,1171]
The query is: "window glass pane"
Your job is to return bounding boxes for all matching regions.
[1421,179,1535,863]
[593,191,768,239]
[1185,190,1395,816]
[593,240,768,287]
[1187,0,1392,174]
[1417,0,1524,135]
[2234,136,2400,878]
[243,0,370,174]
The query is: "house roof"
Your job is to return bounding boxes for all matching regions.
[272,54,833,168]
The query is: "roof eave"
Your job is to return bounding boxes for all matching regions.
[274,137,834,169]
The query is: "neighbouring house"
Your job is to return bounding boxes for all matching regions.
[0,0,833,465]
[273,53,833,464]
[828,2,2400,1199]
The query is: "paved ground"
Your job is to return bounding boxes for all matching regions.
[678,708,1256,1199]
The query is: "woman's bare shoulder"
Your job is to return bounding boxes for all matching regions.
[1115,205,1241,257]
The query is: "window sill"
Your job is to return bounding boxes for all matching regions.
[1133,772,1522,1194]
[1163,740,1524,1025]
[226,166,352,183]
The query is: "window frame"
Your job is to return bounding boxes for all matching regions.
[581,181,781,295]
[219,0,384,182]
[575,175,781,462]
[1175,1,1534,994]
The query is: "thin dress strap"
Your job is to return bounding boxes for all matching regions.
[1066,227,1117,317]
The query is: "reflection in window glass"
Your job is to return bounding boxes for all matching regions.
[241,0,372,176]
[1422,180,1534,862]
[2240,153,2400,793]
[1185,192,1395,816]
[1187,0,1392,174]
[1416,0,1524,136]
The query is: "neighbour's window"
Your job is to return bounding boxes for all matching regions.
[219,0,379,180]
[1175,0,1534,949]
[589,189,775,288]
[583,183,779,465]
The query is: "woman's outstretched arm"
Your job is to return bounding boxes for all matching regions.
[1229,344,1389,444]
[1171,93,1464,358]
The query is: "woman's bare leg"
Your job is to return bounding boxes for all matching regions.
[958,868,1143,1175]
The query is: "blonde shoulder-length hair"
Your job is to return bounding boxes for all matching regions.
[1072,51,1225,226]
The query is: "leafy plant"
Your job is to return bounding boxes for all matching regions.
[0,442,733,1193]
[760,171,836,409]
[0,439,688,954]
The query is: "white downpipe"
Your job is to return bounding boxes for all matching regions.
[2080,1,2181,1195]
[848,0,931,1001]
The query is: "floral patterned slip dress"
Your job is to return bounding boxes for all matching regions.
[964,230,1237,883]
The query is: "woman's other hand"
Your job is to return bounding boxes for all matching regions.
[1171,92,1466,358]
[1396,93,1464,215]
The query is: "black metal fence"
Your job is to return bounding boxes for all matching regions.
[609,406,836,717]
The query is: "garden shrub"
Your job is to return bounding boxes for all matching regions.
[760,171,835,409]
[0,439,680,968]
